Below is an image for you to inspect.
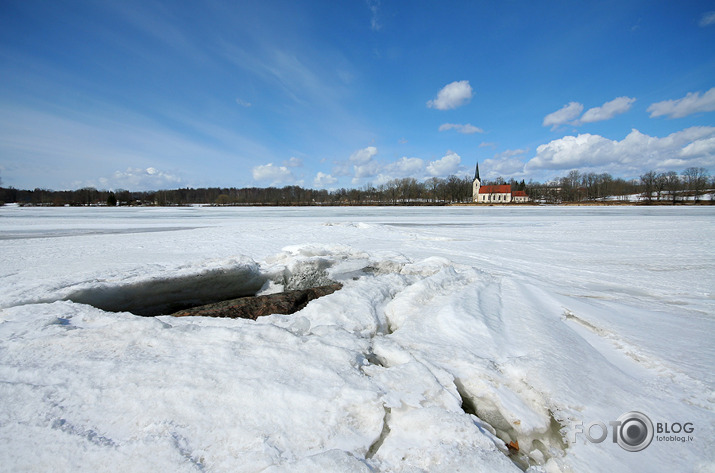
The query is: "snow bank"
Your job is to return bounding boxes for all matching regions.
[0,300,384,472]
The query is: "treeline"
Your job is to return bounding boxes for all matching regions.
[519,167,711,203]
[638,167,711,203]
[0,167,711,206]
[0,175,480,206]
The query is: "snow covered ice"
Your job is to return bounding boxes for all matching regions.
[0,205,713,472]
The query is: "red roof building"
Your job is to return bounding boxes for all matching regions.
[478,185,512,195]
[472,163,530,203]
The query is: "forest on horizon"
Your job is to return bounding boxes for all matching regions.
[1,167,712,207]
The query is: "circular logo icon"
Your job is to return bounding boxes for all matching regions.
[616,411,653,452]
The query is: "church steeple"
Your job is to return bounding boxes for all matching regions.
[472,160,481,203]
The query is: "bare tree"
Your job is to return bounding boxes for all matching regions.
[662,171,681,204]
[682,167,709,202]
[655,172,669,201]
[559,170,582,201]
[640,171,657,203]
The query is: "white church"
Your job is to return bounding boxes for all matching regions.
[472,163,529,204]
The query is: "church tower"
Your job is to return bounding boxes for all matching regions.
[472,162,481,202]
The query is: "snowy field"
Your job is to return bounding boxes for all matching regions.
[0,205,713,472]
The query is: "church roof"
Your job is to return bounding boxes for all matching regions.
[479,185,512,194]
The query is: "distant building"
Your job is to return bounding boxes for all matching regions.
[472,163,529,203]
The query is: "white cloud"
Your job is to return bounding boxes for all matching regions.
[235,98,252,107]
[481,158,527,178]
[527,134,613,170]
[477,149,529,179]
[542,102,584,129]
[680,136,715,157]
[494,148,528,159]
[427,81,473,110]
[647,88,715,119]
[313,171,337,187]
[700,11,715,27]
[349,146,378,164]
[283,157,303,167]
[525,126,715,174]
[252,163,294,185]
[580,97,636,123]
[354,160,381,179]
[343,148,462,183]
[544,97,636,128]
[426,151,461,176]
[438,123,484,134]
[385,157,425,176]
[103,167,182,191]
[347,146,380,179]
[344,154,426,185]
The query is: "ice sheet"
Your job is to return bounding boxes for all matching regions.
[0,205,713,472]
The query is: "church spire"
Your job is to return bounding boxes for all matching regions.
[474,162,480,182]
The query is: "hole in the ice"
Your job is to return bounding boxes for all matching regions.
[170,283,342,319]
[63,265,267,316]
[62,260,343,318]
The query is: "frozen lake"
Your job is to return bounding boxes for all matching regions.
[0,205,713,472]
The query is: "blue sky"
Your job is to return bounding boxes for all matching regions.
[1,0,714,191]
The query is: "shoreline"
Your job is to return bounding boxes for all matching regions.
[2,199,714,208]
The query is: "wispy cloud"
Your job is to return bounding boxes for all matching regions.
[283,157,303,167]
[542,102,583,129]
[481,157,527,179]
[220,39,349,111]
[0,103,269,190]
[96,167,182,191]
[647,88,715,119]
[438,123,484,134]
[427,81,473,110]
[580,97,635,123]
[367,0,382,31]
[495,148,528,159]
[699,11,715,27]
[98,2,208,66]
[543,97,635,128]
